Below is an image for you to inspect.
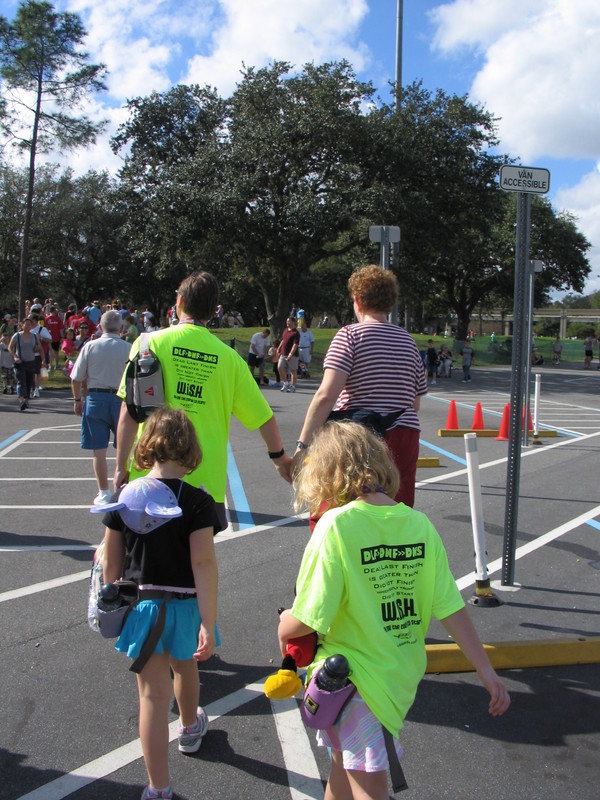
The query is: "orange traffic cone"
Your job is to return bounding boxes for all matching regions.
[445,399,459,430]
[496,403,510,441]
[471,402,484,431]
[522,404,533,432]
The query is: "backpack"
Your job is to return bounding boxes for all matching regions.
[125,332,165,422]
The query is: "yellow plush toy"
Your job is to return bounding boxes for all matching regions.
[264,633,318,700]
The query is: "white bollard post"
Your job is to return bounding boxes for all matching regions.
[464,433,501,606]
[532,373,542,445]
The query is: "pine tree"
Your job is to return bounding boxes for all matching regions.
[0,0,107,319]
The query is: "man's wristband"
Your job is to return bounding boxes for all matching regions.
[268,448,285,460]
[73,398,82,401]
[295,440,308,450]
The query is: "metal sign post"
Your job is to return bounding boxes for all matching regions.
[369,225,401,268]
[499,166,550,585]
[369,225,401,324]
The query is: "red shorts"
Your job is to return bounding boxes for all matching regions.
[309,426,420,531]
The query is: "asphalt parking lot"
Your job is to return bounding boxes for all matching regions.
[1,362,599,800]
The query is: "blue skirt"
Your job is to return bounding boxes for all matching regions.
[115,598,221,662]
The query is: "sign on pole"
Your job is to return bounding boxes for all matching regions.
[499,165,550,195]
[498,165,549,585]
[369,225,401,243]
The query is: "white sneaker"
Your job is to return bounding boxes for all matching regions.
[431,380,437,386]
[178,707,208,754]
[288,385,296,393]
[93,489,113,506]
[33,388,40,398]
[280,382,289,392]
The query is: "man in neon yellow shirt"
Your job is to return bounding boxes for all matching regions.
[114,272,292,527]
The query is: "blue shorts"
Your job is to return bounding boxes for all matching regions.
[115,598,221,662]
[80,392,122,450]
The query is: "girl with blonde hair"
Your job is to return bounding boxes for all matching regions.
[280,421,510,800]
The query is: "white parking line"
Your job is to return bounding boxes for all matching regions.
[15,683,267,800]
[271,698,324,799]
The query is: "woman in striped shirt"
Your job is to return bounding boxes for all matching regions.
[294,265,427,513]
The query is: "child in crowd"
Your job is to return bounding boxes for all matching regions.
[425,339,438,386]
[61,328,78,376]
[1,331,16,393]
[278,421,510,800]
[268,338,281,384]
[100,407,223,800]
[460,338,475,383]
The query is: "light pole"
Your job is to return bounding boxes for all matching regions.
[395,0,403,110]
[391,0,403,326]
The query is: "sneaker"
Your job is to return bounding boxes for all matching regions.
[431,380,437,386]
[20,400,28,411]
[2,387,7,394]
[178,706,208,754]
[141,785,173,800]
[288,384,296,393]
[280,382,289,392]
[33,388,40,398]
[93,488,113,506]
[461,379,467,383]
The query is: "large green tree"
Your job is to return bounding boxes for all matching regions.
[224,61,375,333]
[31,167,128,306]
[112,84,227,312]
[0,0,106,319]
[0,163,26,307]
[112,62,377,335]
[0,163,128,308]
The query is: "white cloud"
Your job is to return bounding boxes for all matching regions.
[555,164,600,295]
[430,0,600,162]
[183,0,371,94]
[429,0,542,54]
[430,0,600,294]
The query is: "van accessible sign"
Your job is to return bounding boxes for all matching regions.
[499,165,550,195]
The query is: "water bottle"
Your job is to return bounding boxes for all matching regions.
[138,347,154,374]
[97,583,122,612]
[315,654,350,692]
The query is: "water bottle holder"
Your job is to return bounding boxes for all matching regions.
[300,669,357,730]
[95,580,140,639]
[96,603,132,639]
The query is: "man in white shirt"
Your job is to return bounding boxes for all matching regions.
[248,329,271,384]
[298,318,315,378]
[70,310,132,505]
[29,313,53,397]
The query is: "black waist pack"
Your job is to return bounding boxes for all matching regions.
[327,408,406,437]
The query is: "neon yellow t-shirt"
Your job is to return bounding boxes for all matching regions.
[290,501,465,736]
[117,324,274,502]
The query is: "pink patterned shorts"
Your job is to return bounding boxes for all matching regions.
[316,692,403,773]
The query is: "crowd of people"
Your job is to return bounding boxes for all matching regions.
[0,298,160,409]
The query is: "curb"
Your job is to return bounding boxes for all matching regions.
[417,457,440,468]
[437,429,559,438]
[425,637,600,673]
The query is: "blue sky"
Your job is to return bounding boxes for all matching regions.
[3,0,600,294]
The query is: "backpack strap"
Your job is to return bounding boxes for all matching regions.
[382,726,408,793]
[128,591,173,674]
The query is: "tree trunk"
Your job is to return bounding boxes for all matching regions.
[18,77,42,321]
